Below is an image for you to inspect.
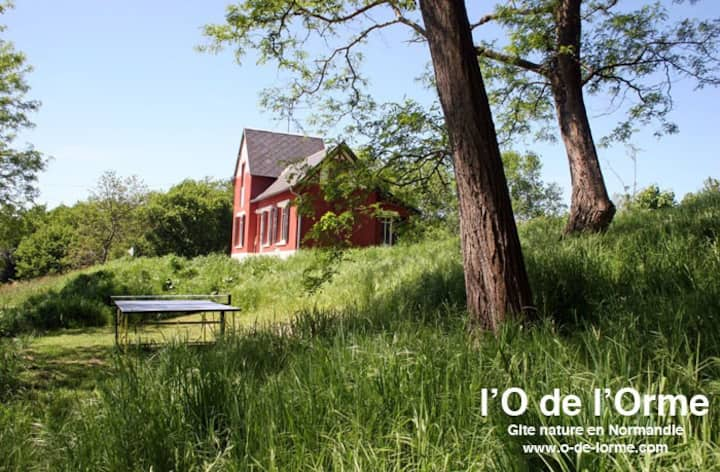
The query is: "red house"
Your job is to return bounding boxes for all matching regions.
[230,128,410,259]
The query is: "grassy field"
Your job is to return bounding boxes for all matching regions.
[1,191,719,470]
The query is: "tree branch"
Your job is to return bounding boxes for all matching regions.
[476,46,545,75]
[471,5,553,30]
[294,0,390,24]
[389,3,426,38]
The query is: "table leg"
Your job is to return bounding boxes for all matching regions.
[115,308,119,348]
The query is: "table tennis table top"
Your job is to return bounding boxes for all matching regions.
[112,299,241,314]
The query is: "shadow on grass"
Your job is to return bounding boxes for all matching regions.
[2,270,131,336]
[21,344,115,392]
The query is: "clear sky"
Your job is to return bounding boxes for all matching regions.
[5,0,719,208]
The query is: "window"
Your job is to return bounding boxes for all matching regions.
[259,208,274,247]
[234,214,245,247]
[280,205,290,244]
[382,218,395,246]
[269,207,277,245]
[259,212,266,246]
[239,163,245,207]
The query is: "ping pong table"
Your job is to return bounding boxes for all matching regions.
[111,295,241,348]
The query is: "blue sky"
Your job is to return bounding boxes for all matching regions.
[5,0,719,208]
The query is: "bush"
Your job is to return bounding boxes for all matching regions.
[0,271,121,335]
[14,214,76,279]
[632,184,676,209]
[141,179,233,257]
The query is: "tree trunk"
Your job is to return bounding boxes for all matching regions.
[552,0,616,234]
[418,0,534,332]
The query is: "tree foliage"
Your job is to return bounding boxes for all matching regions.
[70,172,148,266]
[475,0,720,145]
[14,206,76,279]
[502,150,566,221]
[348,100,456,230]
[0,204,45,281]
[0,2,45,209]
[202,0,720,147]
[141,178,233,258]
[632,184,676,210]
[8,176,234,281]
[201,0,427,130]
[202,1,719,237]
[682,176,720,205]
[340,99,564,227]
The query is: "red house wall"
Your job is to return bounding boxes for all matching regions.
[231,161,281,257]
[232,173,411,258]
[250,190,300,255]
[298,186,410,249]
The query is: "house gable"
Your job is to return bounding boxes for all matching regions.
[234,137,249,178]
[233,128,325,179]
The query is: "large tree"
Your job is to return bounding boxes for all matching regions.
[141,178,233,258]
[204,0,534,330]
[0,2,45,209]
[473,0,720,233]
[73,171,147,265]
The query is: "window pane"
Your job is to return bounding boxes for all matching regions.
[259,213,266,245]
[282,206,290,242]
[239,215,245,247]
[270,208,276,245]
[266,212,271,245]
[382,218,394,245]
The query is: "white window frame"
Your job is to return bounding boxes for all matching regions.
[258,213,265,247]
[277,200,290,246]
[257,206,272,247]
[269,207,277,245]
[382,218,395,246]
[239,163,245,207]
[234,212,245,248]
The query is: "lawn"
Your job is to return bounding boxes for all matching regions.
[17,310,264,396]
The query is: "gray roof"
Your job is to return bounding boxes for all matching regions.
[244,128,325,178]
[252,148,327,202]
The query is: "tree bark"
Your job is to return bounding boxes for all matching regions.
[418,0,534,332]
[552,0,615,234]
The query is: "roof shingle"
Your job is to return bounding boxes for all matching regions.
[252,148,327,202]
[244,128,325,178]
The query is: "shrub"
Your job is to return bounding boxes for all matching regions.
[14,221,75,279]
[0,271,121,334]
[633,184,676,209]
[141,179,233,257]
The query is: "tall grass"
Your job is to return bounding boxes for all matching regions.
[1,191,719,470]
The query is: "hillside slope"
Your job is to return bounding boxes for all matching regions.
[1,191,719,470]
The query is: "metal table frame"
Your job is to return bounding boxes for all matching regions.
[110,294,241,348]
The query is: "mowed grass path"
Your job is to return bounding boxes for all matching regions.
[19,311,267,393]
